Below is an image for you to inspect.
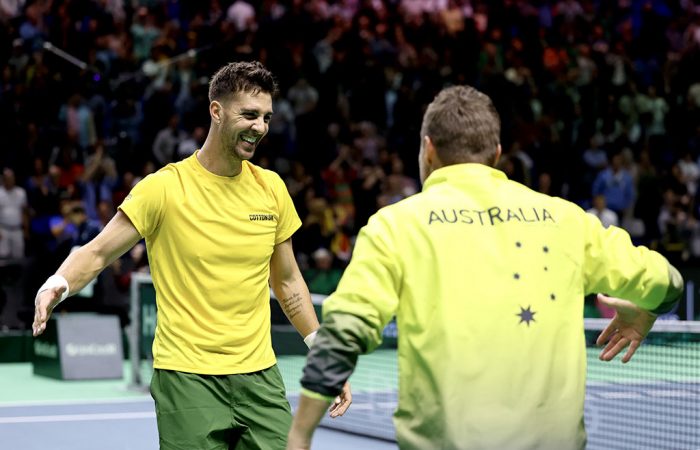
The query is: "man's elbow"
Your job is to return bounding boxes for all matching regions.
[650,265,684,315]
[78,243,111,272]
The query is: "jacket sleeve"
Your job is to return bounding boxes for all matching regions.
[581,212,683,314]
[301,212,401,397]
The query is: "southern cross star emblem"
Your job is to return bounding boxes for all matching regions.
[517,305,536,326]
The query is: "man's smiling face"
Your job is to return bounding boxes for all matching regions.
[218,90,273,162]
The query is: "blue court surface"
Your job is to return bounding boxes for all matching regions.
[3,345,699,450]
[0,362,397,450]
[0,396,397,450]
[4,384,697,449]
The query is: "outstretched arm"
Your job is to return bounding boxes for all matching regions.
[289,213,400,448]
[270,238,352,417]
[594,263,683,362]
[33,210,142,336]
[269,238,320,338]
[595,293,657,363]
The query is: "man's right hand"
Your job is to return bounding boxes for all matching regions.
[595,293,657,363]
[32,286,66,337]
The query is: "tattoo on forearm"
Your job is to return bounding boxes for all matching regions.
[281,292,303,320]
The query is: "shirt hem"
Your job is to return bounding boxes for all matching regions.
[153,357,278,375]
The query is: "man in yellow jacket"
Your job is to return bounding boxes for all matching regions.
[287,85,683,450]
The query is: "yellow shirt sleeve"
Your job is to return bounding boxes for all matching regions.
[270,172,301,244]
[118,172,168,237]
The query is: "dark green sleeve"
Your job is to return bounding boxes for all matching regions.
[300,312,375,397]
[300,212,400,396]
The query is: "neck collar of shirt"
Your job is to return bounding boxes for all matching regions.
[422,163,508,190]
[189,150,247,182]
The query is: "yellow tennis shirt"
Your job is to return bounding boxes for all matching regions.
[119,152,301,374]
[319,163,680,449]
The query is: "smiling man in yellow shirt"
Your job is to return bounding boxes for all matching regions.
[287,86,683,450]
[33,61,351,450]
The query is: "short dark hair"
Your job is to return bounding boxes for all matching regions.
[208,61,279,103]
[70,205,86,215]
[421,85,501,166]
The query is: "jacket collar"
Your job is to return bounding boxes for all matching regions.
[423,163,508,191]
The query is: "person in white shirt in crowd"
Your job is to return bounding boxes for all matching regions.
[152,113,186,167]
[677,150,700,196]
[0,168,28,259]
[587,194,619,229]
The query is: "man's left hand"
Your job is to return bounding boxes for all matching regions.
[329,381,352,418]
[596,293,657,363]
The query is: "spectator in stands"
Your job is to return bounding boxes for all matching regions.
[677,150,700,197]
[176,126,206,161]
[0,168,28,259]
[55,201,104,309]
[634,149,663,243]
[152,113,186,167]
[352,159,385,234]
[81,143,118,223]
[297,196,335,258]
[658,187,693,263]
[60,94,97,151]
[537,171,554,196]
[66,201,102,248]
[48,198,80,258]
[267,95,297,159]
[592,150,635,219]
[303,247,342,295]
[321,145,357,223]
[639,85,670,138]
[130,7,160,62]
[582,135,608,190]
[587,194,619,229]
[227,0,256,32]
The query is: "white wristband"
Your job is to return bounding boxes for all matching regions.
[38,274,70,305]
[303,330,318,349]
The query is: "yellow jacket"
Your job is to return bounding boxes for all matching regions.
[302,164,682,450]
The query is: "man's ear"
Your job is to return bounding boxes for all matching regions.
[210,101,222,124]
[424,135,437,167]
[494,144,502,166]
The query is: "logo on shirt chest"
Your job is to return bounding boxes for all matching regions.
[249,213,276,221]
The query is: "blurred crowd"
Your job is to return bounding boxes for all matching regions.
[1,0,700,327]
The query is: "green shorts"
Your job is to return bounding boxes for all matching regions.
[150,365,292,450]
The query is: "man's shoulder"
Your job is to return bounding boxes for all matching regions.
[154,159,192,178]
[495,179,586,220]
[244,161,286,192]
[130,162,186,194]
[245,161,281,179]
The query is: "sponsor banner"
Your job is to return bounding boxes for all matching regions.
[33,313,123,380]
